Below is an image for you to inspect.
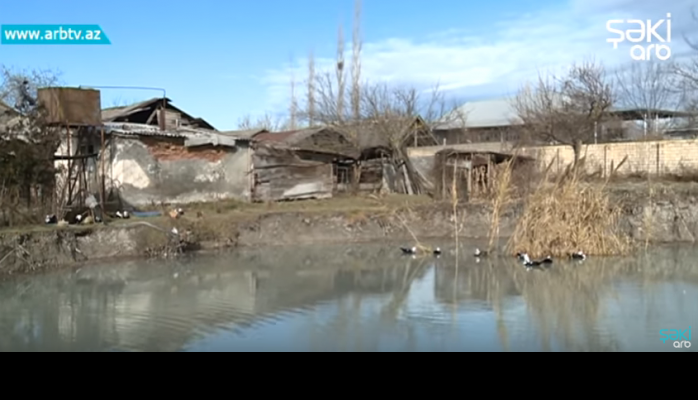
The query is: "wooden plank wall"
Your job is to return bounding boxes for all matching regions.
[252,146,334,202]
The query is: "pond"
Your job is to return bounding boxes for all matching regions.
[0,241,695,352]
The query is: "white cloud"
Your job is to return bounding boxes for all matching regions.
[260,0,697,116]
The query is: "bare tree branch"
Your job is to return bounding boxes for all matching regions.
[289,55,298,130]
[512,61,614,166]
[307,49,316,126]
[614,62,683,134]
[0,64,62,225]
[236,113,291,132]
[107,96,140,108]
[0,65,62,114]
[336,24,346,122]
[351,0,362,122]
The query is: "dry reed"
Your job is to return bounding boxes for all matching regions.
[506,162,632,258]
[487,155,516,253]
[451,161,460,261]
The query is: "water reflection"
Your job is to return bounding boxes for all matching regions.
[0,242,696,352]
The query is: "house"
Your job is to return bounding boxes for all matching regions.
[48,94,255,209]
[102,97,216,131]
[435,96,696,146]
[100,123,254,208]
[433,97,525,145]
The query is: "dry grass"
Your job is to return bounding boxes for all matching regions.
[487,157,516,253]
[506,162,633,258]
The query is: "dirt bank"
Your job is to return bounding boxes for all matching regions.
[1,181,698,277]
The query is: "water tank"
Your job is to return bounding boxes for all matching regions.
[37,87,102,126]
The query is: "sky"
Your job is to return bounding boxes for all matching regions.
[0,0,696,131]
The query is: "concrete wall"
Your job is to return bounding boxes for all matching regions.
[104,136,252,206]
[408,139,698,178]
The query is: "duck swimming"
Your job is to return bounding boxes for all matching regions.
[474,248,488,257]
[519,253,553,270]
[400,246,417,255]
[569,251,587,261]
[433,247,442,256]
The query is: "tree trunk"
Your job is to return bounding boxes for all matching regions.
[572,139,583,171]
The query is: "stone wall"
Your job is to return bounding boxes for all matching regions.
[408,139,698,178]
[105,136,252,207]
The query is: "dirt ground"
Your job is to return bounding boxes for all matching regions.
[3,178,698,237]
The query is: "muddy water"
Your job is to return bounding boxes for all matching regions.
[0,241,696,352]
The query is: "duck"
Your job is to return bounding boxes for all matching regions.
[400,246,417,255]
[433,247,442,256]
[475,248,488,257]
[569,251,587,261]
[70,214,83,225]
[115,211,130,219]
[45,214,58,224]
[520,253,553,270]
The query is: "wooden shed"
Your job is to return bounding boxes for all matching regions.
[254,127,359,191]
[433,149,536,201]
[338,118,434,195]
[251,143,334,202]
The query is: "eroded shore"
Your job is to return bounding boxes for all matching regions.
[1,180,698,277]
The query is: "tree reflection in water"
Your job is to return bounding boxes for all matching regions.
[0,243,696,352]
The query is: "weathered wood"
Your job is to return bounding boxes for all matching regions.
[255,166,327,182]
[165,110,181,128]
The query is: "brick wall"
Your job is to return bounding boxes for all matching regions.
[408,139,698,177]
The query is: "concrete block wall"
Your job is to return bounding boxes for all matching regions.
[408,139,698,178]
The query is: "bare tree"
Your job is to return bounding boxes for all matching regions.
[614,62,682,135]
[672,10,698,129]
[0,64,62,225]
[351,0,362,122]
[0,65,61,114]
[108,96,139,108]
[336,24,346,122]
[513,61,614,166]
[289,56,298,130]
[307,49,316,126]
[237,113,290,132]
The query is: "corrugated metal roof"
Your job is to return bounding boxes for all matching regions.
[255,129,304,143]
[101,98,169,122]
[436,97,522,130]
[101,97,217,130]
[437,96,695,131]
[184,134,238,148]
[218,128,267,139]
[105,122,185,137]
[103,123,238,148]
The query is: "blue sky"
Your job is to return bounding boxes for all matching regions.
[0,0,695,130]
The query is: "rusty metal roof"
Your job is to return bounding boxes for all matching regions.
[254,130,301,143]
[218,128,268,140]
[101,98,170,121]
[101,97,217,131]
